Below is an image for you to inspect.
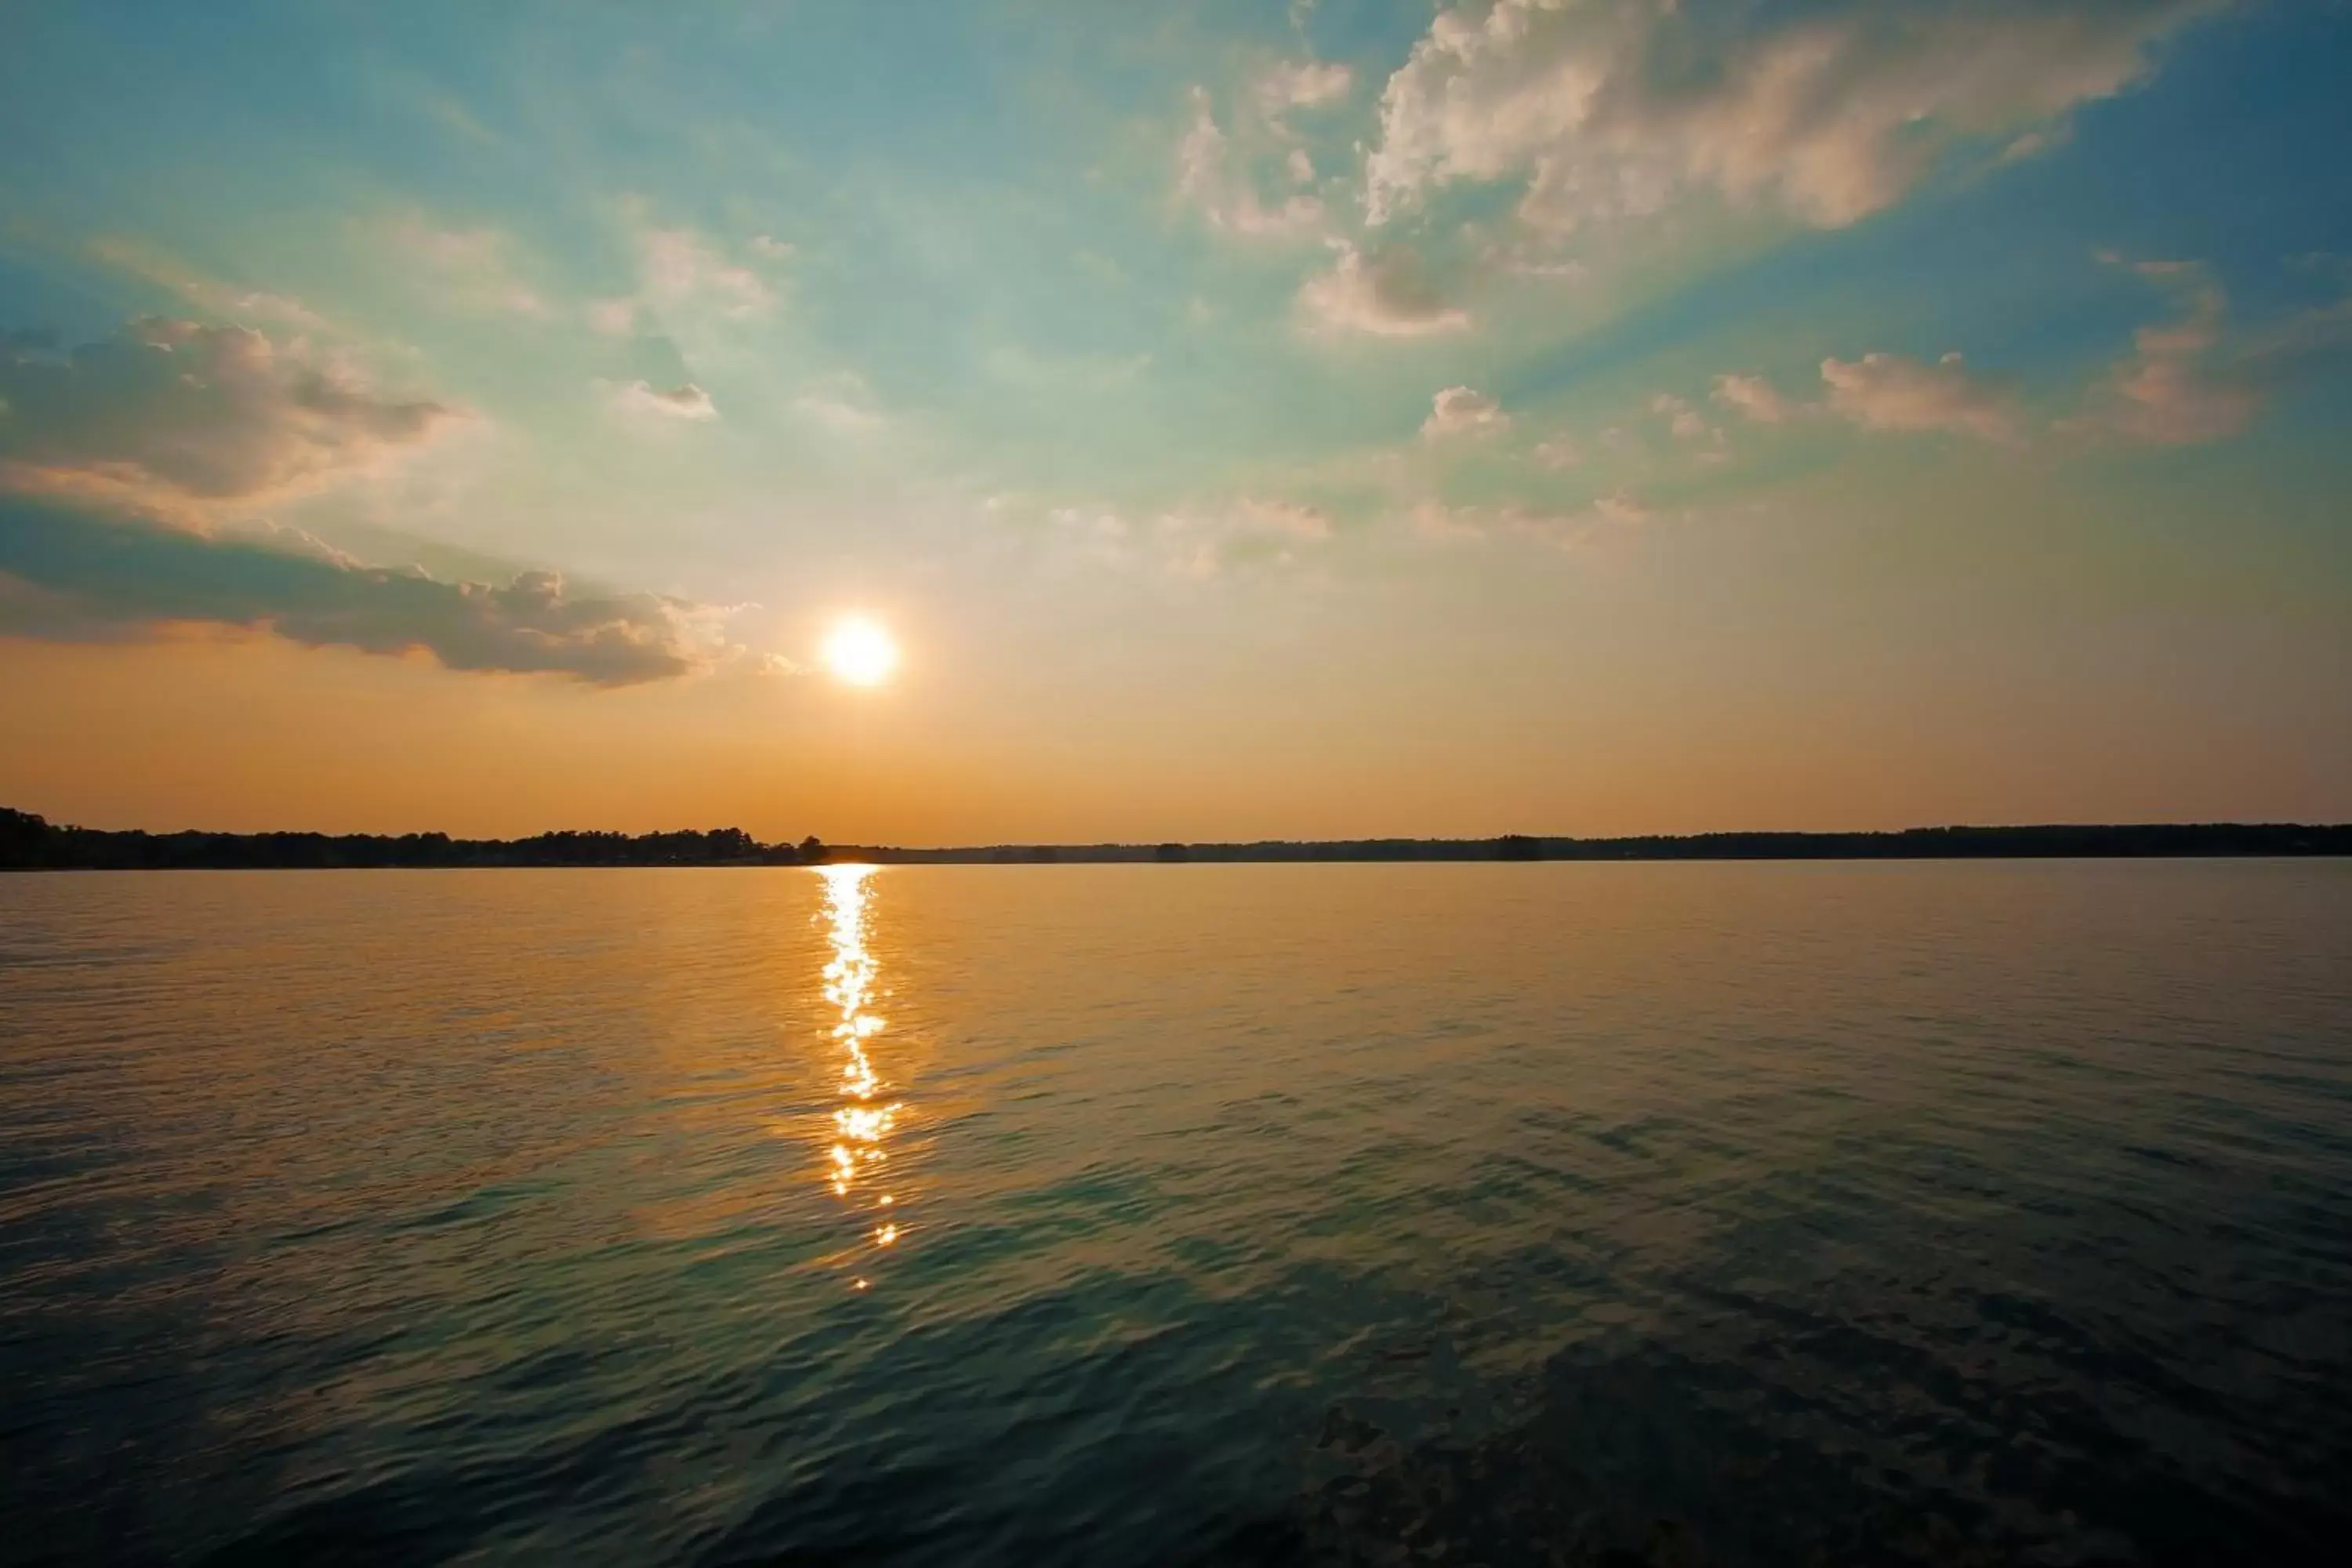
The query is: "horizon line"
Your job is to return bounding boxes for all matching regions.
[5,808,2349,869]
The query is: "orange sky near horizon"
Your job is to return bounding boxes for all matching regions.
[7,605,2344,845]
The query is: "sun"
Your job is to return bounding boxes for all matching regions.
[822,615,899,687]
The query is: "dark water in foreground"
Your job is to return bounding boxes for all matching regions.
[3,862,2350,1566]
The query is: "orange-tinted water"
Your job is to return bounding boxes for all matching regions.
[3,862,2349,1563]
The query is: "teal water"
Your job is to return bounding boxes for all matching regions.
[2,862,2349,1564]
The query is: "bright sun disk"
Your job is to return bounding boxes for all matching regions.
[822,616,898,687]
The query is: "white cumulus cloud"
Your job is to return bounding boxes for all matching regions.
[1423,385,1508,438]
[1363,0,2220,236]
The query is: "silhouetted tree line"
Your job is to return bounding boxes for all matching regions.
[1,808,826,870]
[6,807,2346,871]
[836,823,2352,864]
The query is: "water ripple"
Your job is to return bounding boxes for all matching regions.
[2,861,2349,1564]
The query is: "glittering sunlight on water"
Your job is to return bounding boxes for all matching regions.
[818,864,901,1288]
[4,862,2351,1563]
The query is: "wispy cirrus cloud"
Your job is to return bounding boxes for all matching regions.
[386,216,554,318]
[1018,492,1337,579]
[85,237,330,332]
[1412,491,1653,548]
[1167,495,1338,576]
[789,372,885,434]
[638,225,776,319]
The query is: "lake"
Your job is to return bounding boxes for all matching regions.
[3,862,2349,1565]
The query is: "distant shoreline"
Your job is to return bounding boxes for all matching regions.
[5,808,2347,870]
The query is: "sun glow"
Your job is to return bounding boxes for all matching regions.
[822,615,898,687]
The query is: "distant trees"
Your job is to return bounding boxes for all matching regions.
[7,805,2350,871]
[0,808,829,870]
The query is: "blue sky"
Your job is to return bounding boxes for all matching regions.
[2,0,2349,840]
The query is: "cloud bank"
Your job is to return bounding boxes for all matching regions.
[0,319,456,507]
[0,496,741,686]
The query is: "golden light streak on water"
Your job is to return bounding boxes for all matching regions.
[818,864,902,1285]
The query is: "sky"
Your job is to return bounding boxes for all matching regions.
[2,0,2349,844]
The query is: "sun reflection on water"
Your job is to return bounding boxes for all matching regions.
[818,864,903,1280]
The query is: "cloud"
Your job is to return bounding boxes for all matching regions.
[1047,503,1128,539]
[1298,242,1470,336]
[0,318,456,509]
[605,379,718,421]
[1588,490,1652,528]
[1176,87,1326,238]
[209,291,328,332]
[749,234,797,261]
[1412,491,1651,547]
[387,218,553,317]
[640,227,775,318]
[1256,60,1352,117]
[1422,385,1508,438]
[1820,350,2021,441]
[789,374,884,434]
[1704,259,2348,453]
[85,238,330,332]
[1236,495,1334,539]
[1363,0,2219,235]
[1035,495,1334,577]
[1712,372,1795,425]
[1650,392,1717,444]
[2063,255,2352,445]
[0,495,742,685]
[1169,496,1338,575]
[2082,260,2257,445]
[587,298,643,337]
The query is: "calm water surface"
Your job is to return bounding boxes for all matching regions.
[3,862,2350,1565]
